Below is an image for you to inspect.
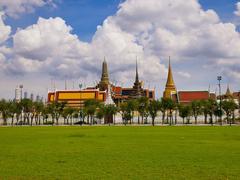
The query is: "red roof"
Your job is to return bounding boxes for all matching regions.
[178,91,209,103]
[112,86,122,95]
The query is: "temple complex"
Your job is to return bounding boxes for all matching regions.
[48,58,155,108]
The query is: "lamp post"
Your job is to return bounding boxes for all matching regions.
[217,76,222,125]
[79,84,83,124]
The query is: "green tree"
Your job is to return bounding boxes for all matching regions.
[200,100,209,124]
[178,104,191,124]
[62,107,75,125]
[20,99,33,125]
[0,99,10,125]
[84,99,100,125]
[222,100,238,125]
[159,98,168,124]
[148,100,161,126]
[137,97,149,124]
[191,100,202,124]
[96,104,105,124]
[165,98,176,125]
[120,102,131,125]
[104,104,118,125]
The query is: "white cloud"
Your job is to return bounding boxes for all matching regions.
[2,0,240,98]
[0,12,11,43]
[0,0,55,18]
[234,2,240,16]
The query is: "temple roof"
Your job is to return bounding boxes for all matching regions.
[178,91,210,104]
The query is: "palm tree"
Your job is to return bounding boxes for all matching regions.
[191,100,202,124]
[148,100,161,126]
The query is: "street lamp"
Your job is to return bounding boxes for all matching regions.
[217,76,222,125]
[79,84,83,125]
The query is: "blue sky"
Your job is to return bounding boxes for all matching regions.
[5,0,239,42]
[1,0,240,99]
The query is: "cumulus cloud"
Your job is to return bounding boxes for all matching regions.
[2,0,240,98]
[0,0,55,18]
[234,2,240,16]
[0,12,11,43]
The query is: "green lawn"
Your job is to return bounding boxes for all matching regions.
[0,126,239,179]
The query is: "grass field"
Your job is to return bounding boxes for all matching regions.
[0,126,239,179]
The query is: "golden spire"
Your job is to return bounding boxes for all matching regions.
[163,56,177,99]
[166,56,175,88]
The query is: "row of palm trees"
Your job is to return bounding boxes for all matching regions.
[0,97,239,126]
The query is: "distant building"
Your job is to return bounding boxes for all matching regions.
[15,86,21,102]
[24,91,28,99]
[30,93,34,101]
[48,58,155,108]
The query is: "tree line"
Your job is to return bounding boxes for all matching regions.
[0,97,239,126]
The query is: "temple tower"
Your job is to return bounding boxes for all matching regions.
[225,85,233,99]
[132,59,143,98]
[98,58,110,91]
[163,57,177,99]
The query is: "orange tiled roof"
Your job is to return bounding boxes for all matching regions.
[178,91,209,103]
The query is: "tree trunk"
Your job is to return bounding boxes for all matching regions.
[152,117,155,126]
[204,114,207,124]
